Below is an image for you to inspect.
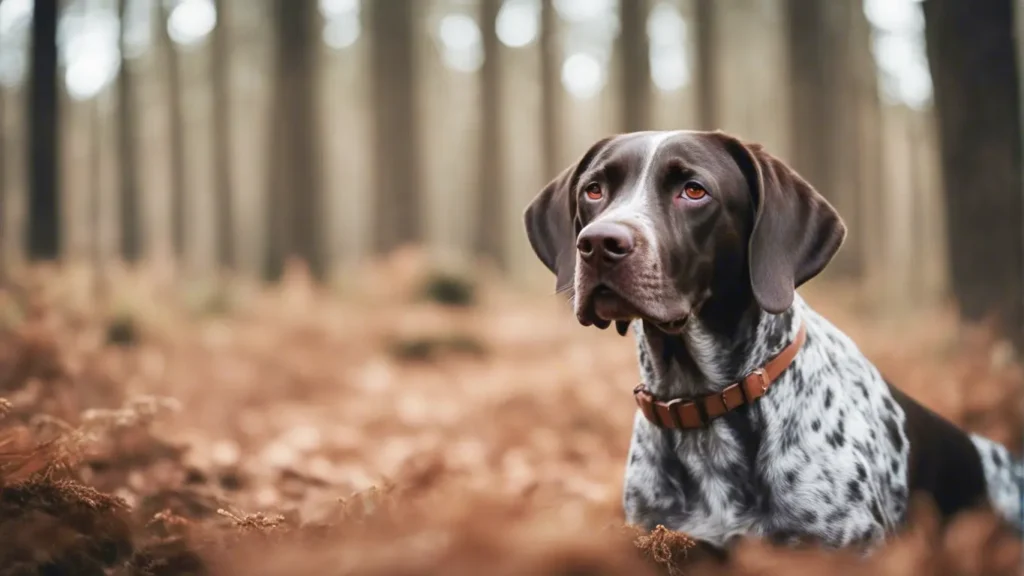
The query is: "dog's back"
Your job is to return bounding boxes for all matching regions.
[888,383,1023,528]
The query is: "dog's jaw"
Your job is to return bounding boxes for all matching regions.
[635,297,802,399]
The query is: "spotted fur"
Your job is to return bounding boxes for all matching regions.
[970,434,1024,526]
[623,297,1024,548]
[623,296,909,548]
[524,130,1024,551]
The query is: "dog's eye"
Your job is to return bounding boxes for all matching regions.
[681,182,707,200]
[584,183,603,201]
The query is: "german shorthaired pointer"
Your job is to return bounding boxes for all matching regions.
[523,130,1023,550]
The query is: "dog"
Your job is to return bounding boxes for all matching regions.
[523,130,1023,550]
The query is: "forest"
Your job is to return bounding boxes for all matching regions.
[0,0,1021,574]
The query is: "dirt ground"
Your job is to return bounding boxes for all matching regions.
[0,251,1021,576]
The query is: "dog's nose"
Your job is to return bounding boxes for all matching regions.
[577,222,635,266]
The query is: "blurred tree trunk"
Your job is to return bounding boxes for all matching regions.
[785,0,829,194]
[0,85,6,285]
[157,0,187,260]
[28,0,60,261]
[369,0,420,254]
[477,0,504,268]
[923,0,1024,350]
[117,0,140,263]
[540,0,561,179]
[784,0,868,277]
[619,0,650,132]
[211,0,235,271]
[265,0,324,280]
[694,0,718,130]
[91,98,107,296]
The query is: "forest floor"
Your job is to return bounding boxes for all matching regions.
[0,250,1021,576]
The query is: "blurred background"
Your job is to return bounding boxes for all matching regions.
[0,1,1022,573]
[0,0,1018,338]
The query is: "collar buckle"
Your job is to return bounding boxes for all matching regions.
[750,368,769,394]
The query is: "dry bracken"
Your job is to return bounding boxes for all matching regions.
[0,261,1018,576]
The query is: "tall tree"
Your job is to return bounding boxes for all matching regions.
[157,0,187,259]
[0,83,5,282]
[211,0,235,270]
[539,0,561,179]
[785,0,831,196]
[923,0,1024,349]
[90,97,106,295]
[369,0,419,254]
[0,84,6,284]
[477,0,504,268]
[693,0,718,130]
[28,0,61,260]
[784,0,870,277]
[117,0,141,262]
[618,0,650,132]
[265,0,323,280]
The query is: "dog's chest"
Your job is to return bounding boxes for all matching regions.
[622,418,763,544]
[622,405,900,548]
[621,310,911,549]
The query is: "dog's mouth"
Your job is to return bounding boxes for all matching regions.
[654,317,689,335]
[577,285,689,335]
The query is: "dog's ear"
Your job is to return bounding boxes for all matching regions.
[713,132,847,314]
[524,137,614,293]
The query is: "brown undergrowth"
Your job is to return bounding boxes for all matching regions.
[0,253,1020,575]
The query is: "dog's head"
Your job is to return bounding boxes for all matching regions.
[524,130,846,334]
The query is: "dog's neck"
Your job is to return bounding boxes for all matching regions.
[635,295,803,399]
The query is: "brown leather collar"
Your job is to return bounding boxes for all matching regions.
[633,322,807,429]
